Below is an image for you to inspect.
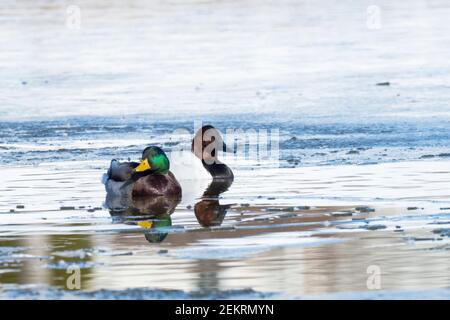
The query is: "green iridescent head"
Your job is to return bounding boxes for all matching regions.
[135,146,170,174]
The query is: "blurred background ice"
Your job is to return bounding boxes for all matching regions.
[1,1,450,169]
[1,0,450,120]
[1,0,450,299]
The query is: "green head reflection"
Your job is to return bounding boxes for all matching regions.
[106,193,180,244]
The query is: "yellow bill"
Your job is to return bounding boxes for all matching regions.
[137,221,153,229]
[135,158,151,172]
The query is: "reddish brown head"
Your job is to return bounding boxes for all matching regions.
[191,125,226,163]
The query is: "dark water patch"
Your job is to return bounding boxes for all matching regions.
[355,206,375,213]
[438,153,450,158]
[365,224,387,231]
[331,211,353,217]
[2,115,450,167]
[432,228,450,237]
[0,285,278,300]
[60,206,76,211]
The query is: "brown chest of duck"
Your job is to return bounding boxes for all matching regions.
[106,146,182,198]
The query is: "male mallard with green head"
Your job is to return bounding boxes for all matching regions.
[104,146,182,198]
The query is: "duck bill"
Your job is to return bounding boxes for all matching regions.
[137,221,153,229]
[135,158,151,172]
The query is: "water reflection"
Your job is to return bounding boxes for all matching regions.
[0,235,95,289]
[105,192,180,244]
[194,178,233,227]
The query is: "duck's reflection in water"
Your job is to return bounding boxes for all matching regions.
[105,168,233,244]
[191,178,234,292]
[105,193,180,243]
[194,178,233,227]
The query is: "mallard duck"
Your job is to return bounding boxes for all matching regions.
[104,146,182,198]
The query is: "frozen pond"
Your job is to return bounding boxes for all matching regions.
[2,0,450,120]
[1,0,450,299]
[1,158,449,299]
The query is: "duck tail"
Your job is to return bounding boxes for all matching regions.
[101,173,109,185]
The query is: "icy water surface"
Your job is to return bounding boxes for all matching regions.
[1,0,450,299]
[0,157,450,299]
